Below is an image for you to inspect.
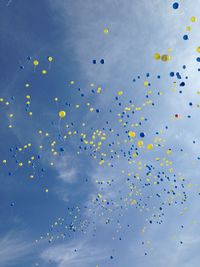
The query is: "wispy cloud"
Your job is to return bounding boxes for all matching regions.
[53,155,77,184]
[0,232,33,267]
[41,240,107,267]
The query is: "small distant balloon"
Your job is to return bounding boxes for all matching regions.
[172,2,179,9]
[33,60,39,66]
[59,111,66,118]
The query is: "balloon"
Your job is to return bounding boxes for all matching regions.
[128,131,136,138]
[103,28,109,34]
[161,55,170,62]
[137,140,143,148]
[196,47,200,53]
[140,132,145,138]
[33,60,39,66]
[118,91,123,96]
[190,16,197,22]
[147,144,153,150]
[183,35,188,40]
[48,56,53,62]
[42,70,47,75]
[154,53,161,60]
[59,111,66,118]
[167,149,172,155]
[172,2,179,9]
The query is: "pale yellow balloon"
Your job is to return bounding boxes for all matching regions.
[42,70,47,75]
[33,60,39,66]
[186,26,191,31]
[137,140,143,148]
[103,28,109,34]
[154,53,161,60]
[197,47,200,53]
[48,56,53,62]
[128,131,136,138]
[166,149,172,155]
[59,110,66,118]
[161,55,170,62]
[190,16,197,22]
[147,144,153,150]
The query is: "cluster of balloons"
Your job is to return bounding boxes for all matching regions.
[1,3,200,263]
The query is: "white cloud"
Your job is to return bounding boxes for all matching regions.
[0,232,32,267]
[41,240,107,267]
[53,155,77,183]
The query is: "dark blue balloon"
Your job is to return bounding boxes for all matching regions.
[172,2,179,9]
[140,132,145,138]
[180,82,185,87]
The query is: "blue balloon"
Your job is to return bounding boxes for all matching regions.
[172,2,179,9]
[140,132,145,138]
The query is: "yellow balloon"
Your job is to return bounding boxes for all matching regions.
[186,26,191,31]
[147,144,153,150]
[42,70,47,75]
[48,56,53,62]
[59,110,66,118]
[33,60,39,66]
[118,91,123,96]
[166,149,172,155]
[197,47,200,53]
[137,140,143,148]
[144,81,148,87]
[154,53,161,60]
[128,131,136,138]
[190,16,197,22]
[103,28,109,34]
[161,54,170,62]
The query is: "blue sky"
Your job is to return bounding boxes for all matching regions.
[1,0,200,266]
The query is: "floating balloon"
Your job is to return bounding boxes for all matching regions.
[48,56,53,62]
[59,111,66,118]
[128,131,136,138]
[172,2,179,9]
[33,60,39,66]
[103,28,109,34]
[190,16,197,22]
[161,55,170,62]
[147,144,153,150]
[154,53,161,60]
